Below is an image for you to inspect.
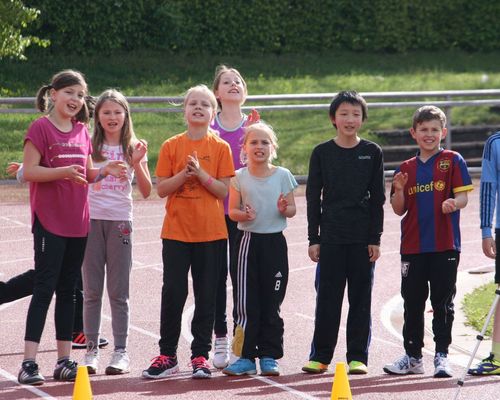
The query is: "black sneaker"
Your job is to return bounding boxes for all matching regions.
[142,355,179,379]
[191,356,211,379]
[53,359,78,381]
[72,332,109,349]
[18,361,45,386]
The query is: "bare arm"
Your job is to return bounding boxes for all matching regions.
[277,191,296,218]
[131,139,152,198]
[390,172,408,216]
[442,191,468,214]
[482,237,496,259]
[308,244,320,263]
[186,151,229,199]
[156,168,189,198]
[228,185,256,222]
[368,245,380,262]
[23,140,87,184]
[133,160,152,198]
[86,156,128,183]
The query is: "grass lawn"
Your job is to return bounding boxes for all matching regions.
[462,282,498,337]
[2,49,500,178]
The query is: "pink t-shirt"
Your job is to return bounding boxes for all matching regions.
[25,116,92,237]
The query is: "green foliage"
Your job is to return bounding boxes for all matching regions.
[0,0,49,59]
[2,49,500,179]
[462,282,497,336]
[19,0,500,54]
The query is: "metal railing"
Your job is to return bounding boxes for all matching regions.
[2,89,500,151]
[3,89,500,113]
[2,89,498,180]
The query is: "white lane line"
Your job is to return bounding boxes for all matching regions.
[465,264,495,272]
[0,257,33,265]
[0,297,28,311]
[102,315,160,340]
[380,295,404,344]
[0,238,31,244]
[0,216,30,227]
[254,375,319,400]
[0,368,57,399]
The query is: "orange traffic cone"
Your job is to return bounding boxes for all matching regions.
[73,365,93,400]
[330,362,352,400]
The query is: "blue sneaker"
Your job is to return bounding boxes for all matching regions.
[222,358,257,376]
[259,357,279,376]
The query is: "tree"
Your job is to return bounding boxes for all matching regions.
[0,0,49,60]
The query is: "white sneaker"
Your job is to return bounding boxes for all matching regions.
[434,352,452,378]
[84,347,99,374]
[383,354,424,375]
[105,349,130,375]
[213,336,230,369]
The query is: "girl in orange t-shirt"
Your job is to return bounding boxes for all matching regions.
[142,85,235,380]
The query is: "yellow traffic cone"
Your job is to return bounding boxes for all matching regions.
[73,365,93,400]
[330,362,352,400]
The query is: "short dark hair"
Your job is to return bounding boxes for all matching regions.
[412,105,446,130]
[329,91,368,128]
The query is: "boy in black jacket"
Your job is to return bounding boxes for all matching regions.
[302,91,385,375]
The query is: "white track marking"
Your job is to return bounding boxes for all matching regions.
[0,368,57,399]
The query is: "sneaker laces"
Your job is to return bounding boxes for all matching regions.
[87,340,98,352]
[435,353,448,368]
[396,355,410,369]
[261,358,277,369]
[84,348,98,360]
[61,359,77,369]
[23,361,39,374]
[191,356,210,370]
[214,337,229,354]
[110,349,128,364]
[150,355,169,369]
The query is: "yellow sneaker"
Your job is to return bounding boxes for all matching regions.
[302,360,329,373]
[468,353,500,375]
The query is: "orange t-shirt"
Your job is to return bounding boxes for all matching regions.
[155,131,235,242]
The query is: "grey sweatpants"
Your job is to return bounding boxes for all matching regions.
[82,219,132,349]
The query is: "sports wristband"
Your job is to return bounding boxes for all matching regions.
[203,176,214,186]
[93,167,106,183]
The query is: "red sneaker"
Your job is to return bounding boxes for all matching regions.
[71,332,109,349]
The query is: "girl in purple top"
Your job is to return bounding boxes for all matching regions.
[210,65,259,368]
[19,70,126,386]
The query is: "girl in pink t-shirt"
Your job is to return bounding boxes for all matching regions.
[18,70,126,386]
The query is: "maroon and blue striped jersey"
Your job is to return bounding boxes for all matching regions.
[392,149,473,255]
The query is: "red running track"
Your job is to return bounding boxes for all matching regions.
[0,181,498,399]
